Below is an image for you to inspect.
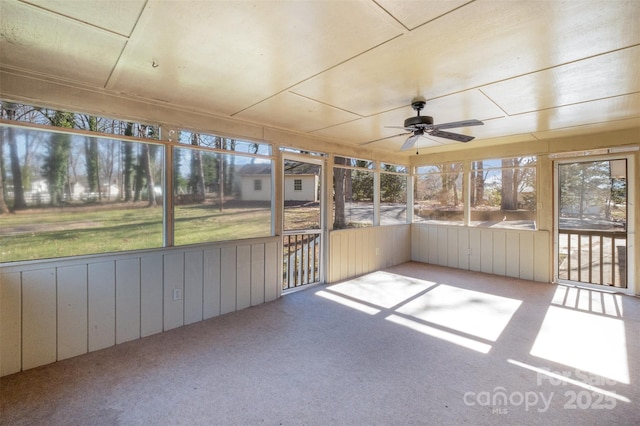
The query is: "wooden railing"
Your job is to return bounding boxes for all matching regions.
[558,229,627,288]
[283,232,321,290]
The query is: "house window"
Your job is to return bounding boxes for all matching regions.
[294,179,302,191]
[254,179,262,191]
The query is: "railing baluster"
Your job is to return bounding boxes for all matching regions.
[588,234,592,283]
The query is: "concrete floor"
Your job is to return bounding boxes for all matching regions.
[1,262,638,425]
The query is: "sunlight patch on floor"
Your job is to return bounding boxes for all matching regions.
[327,271,436,309]
[530,306,629,384]
[316,290,381,315]
[395,284,522,342]
[386,314,491,353]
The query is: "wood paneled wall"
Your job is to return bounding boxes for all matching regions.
[329,225,411,283]
[0,237,280,377]
[411,224,550,282]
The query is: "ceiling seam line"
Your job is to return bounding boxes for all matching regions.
[287,92,365,117]
[409,0,478,31]
[230,33,405,117]
[478,89,510,117]
[14,0,131,39]
[371,0,410,31]
[506,91,640,117]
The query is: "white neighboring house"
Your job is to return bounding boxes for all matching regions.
[239,164,318,202]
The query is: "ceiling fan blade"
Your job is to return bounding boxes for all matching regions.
[429,129,475,143]
[400,133,421,151]
[433,119,483,130]
[385,125,414,131]
[359,132,410,146]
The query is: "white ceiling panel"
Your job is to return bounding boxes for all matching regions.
[0,1,127,86]
[1,0,639,157]
[20,0,146,36]
[235,91,361,133]
[376,0,471,30]
[108,0,402,116]
[482,46,640,115]
[291,0,640,117]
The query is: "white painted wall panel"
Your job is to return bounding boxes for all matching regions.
[340,232,349,281]
[88,262,115,352]
[355,231,363,276]
[534,232,551,282]
[493,231,506,276]
[116,258,140,344]
[428,226,439,265]
[458,229,469,270]
[22,269,56,370]
[163,253,184,331]
[469,228,481,271]
[203,248,221,319]
[220,246,237,314]
[480,229,494,274]
[236,245,251,310]
[347,232,356,277]
[264,242,278,302]
[184,251,204,325]
[140,254,163,337]
[0,237,281,376]
[447,228,458,268]
[251,244,265,306]
[520,232,535,280]
[0,272,21,376]
[505,233,521,278]
[57,265,88,360]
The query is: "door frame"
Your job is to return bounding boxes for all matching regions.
[553,153,636,295]
[281,152,327,287]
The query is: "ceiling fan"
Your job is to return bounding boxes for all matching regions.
[388,97,484,151]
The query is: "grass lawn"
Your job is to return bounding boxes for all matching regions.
[0,201,271,263]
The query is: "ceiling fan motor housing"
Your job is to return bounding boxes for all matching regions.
[404,115,433,128]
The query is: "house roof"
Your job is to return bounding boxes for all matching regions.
[1,1,638,157]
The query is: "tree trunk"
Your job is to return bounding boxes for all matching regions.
[333,157,346,229]
[141,143,156,207]
[8,127,27,210]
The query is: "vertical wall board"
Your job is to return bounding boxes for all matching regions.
[519,232,535,280]
[251,244,265,306]
[264,242,278,302]
[184,251,204,325]
[428,226,439,265]
[203,248,221,319]
[493,231,507,276]
[1,272,22,376]
[458,228,470,270]
[115,258,140,344]
[140,254,164,337]
[411,225,420,262]
[88,262,116,352]
[22,269,56,370]
[163,252,185,331]
[347,232,357,277]
[220,246,237,314]
[340,232,349,281]
[447,228,459,268]
[360,229,370,274]
[469,229,481,271]
[534,231,551,282]
[329,233,339,283]
[437,227,448,266]
[505,233,521,278]
[57,265,88,361]
[480,230,494,274]
[418,226,429,263]
[402,226,412,262]
[236,245,252,310]
[354,231,363,276]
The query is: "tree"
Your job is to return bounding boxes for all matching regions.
[189,133,205,199]
[123,123,135,201]
[42,111,74,205]
[333,157,346,229]
[501,158,518,210]
[0,131,9,214]
[140,125,157,207]
[2,104,28,210]
[83,116,101,199]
